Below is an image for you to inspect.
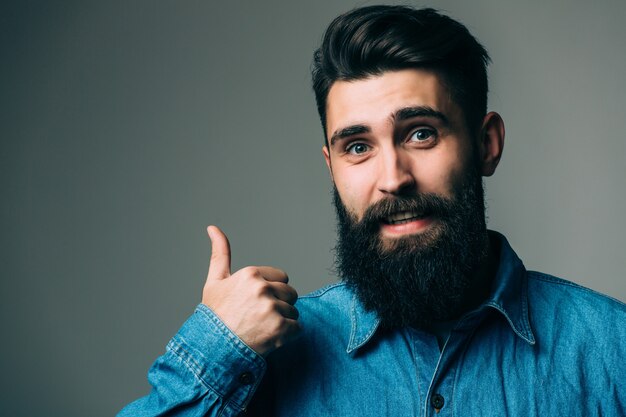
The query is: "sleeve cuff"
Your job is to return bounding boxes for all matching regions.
[167,303,267,411]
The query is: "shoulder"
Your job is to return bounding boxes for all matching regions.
[527,270,626,316]
[522,271,626,403]
[295,281,354,325]
[267,282,355,367]
[526,270,626,349]
[299,281,352,304]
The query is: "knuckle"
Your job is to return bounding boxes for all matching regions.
[251,280,270,297]
[258,299,276,316]
[273,337,286,350]
[289,286,299,300]
[271,316,288,334]
[241,266,259,277]
[268,318,298,351]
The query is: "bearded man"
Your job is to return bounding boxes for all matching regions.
[119,6,626,416]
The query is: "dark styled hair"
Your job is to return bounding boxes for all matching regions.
[312,6,490,141]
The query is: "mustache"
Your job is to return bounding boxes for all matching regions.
[360,193,455,226]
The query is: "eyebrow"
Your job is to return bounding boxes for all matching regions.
[394,106,450,125]
[329,106,450,147]
[329,125,370,147]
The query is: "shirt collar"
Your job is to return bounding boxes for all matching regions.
[477,231,536,345]
[346,293,381,354]
[346,231,535,354]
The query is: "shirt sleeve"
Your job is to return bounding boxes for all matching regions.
[117,304,267,417]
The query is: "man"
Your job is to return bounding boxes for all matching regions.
[119,6,626,416]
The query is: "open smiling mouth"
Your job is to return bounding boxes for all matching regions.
[383,210,429,225]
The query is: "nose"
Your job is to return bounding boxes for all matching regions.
[376,146,416,196]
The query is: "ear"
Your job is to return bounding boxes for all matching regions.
[322,145,334,180]
[478,112,505,177]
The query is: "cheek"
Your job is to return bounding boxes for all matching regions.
[333,168,375,218]
[416,150,468,197]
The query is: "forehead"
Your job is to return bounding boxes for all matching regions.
[325,69,459,137]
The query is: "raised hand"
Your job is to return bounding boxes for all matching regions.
[202,226,301,356]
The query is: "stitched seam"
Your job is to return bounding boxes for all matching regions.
[520,275,536,343]
[193,306,265,409]
[168,341,236,417]
[528,272,626,308]
[451,323,481,417]
[196,305,266,366]
[359,320,378,346]
[347,295,357,353]
[167,338,221,397]
[529,272,587,288]
[300,281,345,299]
[218,401,245,417]
[170,335,257,413]
[484,302,534,344]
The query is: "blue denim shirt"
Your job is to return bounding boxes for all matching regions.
[118,233,626,416]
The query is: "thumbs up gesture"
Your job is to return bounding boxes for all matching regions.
[202,226,301,356]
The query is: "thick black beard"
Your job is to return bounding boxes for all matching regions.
[332,171,488,330]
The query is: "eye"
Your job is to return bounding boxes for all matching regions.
[409,127,436,142]
[346,142,370,155]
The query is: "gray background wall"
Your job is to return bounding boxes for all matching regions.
[2,1,625,416]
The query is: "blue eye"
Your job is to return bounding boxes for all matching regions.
[410,128,436,142]
[346,143,369,155]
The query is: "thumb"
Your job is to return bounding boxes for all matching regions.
[206,225,231,280]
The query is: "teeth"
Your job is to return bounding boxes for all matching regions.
[386,210,420,223]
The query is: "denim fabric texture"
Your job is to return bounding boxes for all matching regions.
[118,232,626,416]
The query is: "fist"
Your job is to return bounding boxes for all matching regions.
[202,226,300,356]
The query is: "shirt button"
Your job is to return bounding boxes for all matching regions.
[238,372,254,385]
[431,393,445,410]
